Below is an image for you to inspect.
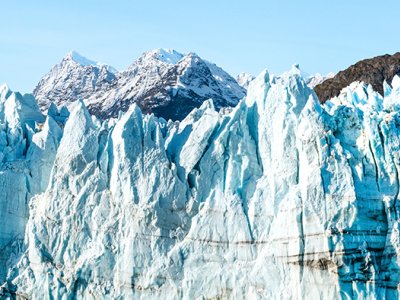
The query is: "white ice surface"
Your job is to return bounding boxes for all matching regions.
[1,71,400,299]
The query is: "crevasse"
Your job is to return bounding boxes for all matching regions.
[0,70,400,299]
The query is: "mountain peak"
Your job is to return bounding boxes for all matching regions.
[185,52,201,59]
[154,48,184,64]
[178,52,203,67]
[141,48,184,65]
[34,51,118,110]
[35,49,245,121]
[64,51,100,67]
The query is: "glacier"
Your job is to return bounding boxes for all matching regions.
[0,68,400,299]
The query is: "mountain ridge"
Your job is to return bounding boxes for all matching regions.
[33,49,246,121]
[315,52,400,102]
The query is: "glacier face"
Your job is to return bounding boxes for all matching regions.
[0,84,64,283]
[236,72,255,89]
[1,70,400,299]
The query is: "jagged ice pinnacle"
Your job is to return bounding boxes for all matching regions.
[1,68,400,299]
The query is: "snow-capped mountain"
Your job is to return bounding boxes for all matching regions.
[34,49,246,121]
[34,51,117,110]
[306,72,335,88]
[236,72,255,89]
[2,67,400,298]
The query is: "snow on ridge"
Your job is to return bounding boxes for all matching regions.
[64,50,118,73]
[154,48,184,64]
[65,50,100,67]
[135,48,185,65]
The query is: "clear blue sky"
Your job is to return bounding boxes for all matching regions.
[1,0,400,93]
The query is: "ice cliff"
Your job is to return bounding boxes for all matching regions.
[1,69,400,299]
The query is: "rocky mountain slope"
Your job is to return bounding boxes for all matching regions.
[315,52,400,102]
[1,68,400,298]
[34,49,246,121]
[33,51,117,110]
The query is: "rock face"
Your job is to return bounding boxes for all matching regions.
[34,49,246,121]
[315,52,400,102]
[2,69,400,299]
